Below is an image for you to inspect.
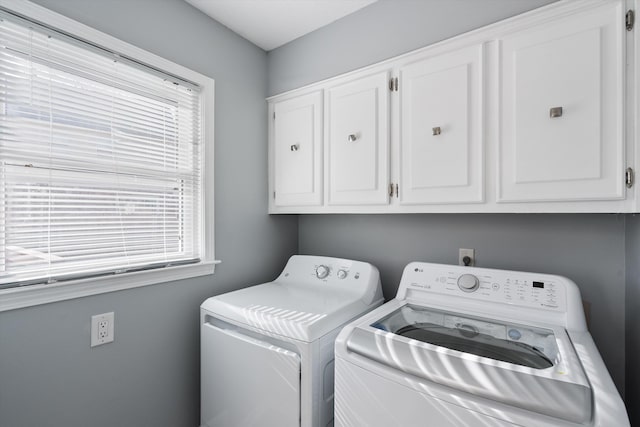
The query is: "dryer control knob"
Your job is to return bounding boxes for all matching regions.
[316,265,330,279]
[457,274,479,293]
[337,269,348,279]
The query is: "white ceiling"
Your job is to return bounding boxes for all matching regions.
[185,0,378,51]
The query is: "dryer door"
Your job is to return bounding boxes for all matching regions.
[201,316,301,427]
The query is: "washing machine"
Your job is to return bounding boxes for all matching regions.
[200,255,383,427]
[334,262,629,427]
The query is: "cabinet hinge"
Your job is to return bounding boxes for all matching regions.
[627,9,634,31]
[388,183,399,197]
[626,167,634,188]
[389,77,398,92]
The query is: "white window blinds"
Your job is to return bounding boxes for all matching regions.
[0,13,203,288]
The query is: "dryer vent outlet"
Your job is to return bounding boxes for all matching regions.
[459,248,475,266]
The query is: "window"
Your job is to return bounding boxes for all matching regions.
[0,1,215,308]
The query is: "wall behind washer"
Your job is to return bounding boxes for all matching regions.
[298,214,626,394]
[625,215,640,424]
[267,0,557,95]
[267,0,627,396]
[0,1,297,426]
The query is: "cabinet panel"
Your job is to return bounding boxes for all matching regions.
[499,2,624,202]
[399,44,483,204]
[273,91,323,206]
[327,71,390,205]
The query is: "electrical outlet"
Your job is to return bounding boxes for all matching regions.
[459,248,475,266]
[91,312,114,347]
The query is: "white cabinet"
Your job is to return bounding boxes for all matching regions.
[327,71,390,205]
[498,1,625,202]
[399,44,484,205]
[271,91,323,207]
[267,0,634,213]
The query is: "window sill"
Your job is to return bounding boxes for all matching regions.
[0,260,221,312]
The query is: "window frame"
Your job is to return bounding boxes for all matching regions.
[0,0,217,312]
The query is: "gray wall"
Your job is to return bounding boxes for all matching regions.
[268,0,628,399]
[299,214,627,395]
[267,0,557,95]
[0,1,297,426]
[626,215,640,424]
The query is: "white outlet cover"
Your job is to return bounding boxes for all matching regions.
[91,312,114,347]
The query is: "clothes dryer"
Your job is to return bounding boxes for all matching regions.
[201,255,383,427]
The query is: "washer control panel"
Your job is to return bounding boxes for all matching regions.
[399,263,568,312]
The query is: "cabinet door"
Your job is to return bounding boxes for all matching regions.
[399,44,483,205]
[327,71,390,205]
[273,91,323,207]
[499,2,625,202]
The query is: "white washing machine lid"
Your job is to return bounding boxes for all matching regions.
[344,300,592,424]
[201,281,379,342]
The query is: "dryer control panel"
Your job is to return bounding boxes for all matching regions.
[276,255,383,306]
[397,262,571,313]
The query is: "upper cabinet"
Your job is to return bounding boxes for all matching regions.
[327,71,390,206]
[268,0,636,214]
[399,44,484,205]
[271,91,323,207]
[498,1,625,203]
